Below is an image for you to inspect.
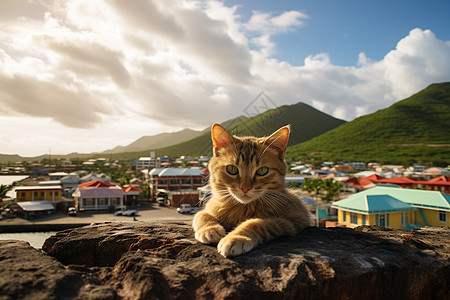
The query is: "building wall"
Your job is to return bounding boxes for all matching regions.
[169,193,199,207]
[75,196,122,211]
[416,208,450,227]
[151,175,205,191]
[16,189,61,202]
[337,210,415,229]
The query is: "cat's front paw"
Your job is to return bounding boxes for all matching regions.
[217,234,256,257]
[195,224,226,244]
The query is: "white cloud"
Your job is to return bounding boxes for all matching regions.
[245,10,308,34]
[0,0,449,156]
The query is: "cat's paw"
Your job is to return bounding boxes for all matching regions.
[217,234,256,257]
[195,224,226,244]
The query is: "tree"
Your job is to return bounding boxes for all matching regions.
[320,178,342,202]
[0,184,13,204]
[302,178,323,199]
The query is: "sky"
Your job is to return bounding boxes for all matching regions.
[1,0,450,157]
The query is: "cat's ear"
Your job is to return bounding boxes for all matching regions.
[264,125,290,159]
[211,123,234,156]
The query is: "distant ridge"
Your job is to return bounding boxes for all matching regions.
[286,82,450,165]
[102,128,201,154]
[137,102,346,158]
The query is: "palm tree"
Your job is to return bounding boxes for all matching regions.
[302,178,323,200]
[321,179,342,202]
[0,184,13,203]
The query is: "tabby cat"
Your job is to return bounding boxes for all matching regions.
[193,123,312,257]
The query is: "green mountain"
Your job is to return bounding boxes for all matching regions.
[0,102,345,162]
[102,128,201,154]
[145,102,346,158]
[286,82,450,166]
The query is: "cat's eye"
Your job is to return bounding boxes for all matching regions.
[256,166,269,176]
[226,165,239,175]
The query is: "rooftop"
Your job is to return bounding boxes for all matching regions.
[16,201,55,212]
[334,186,450,212]
[149,168,204,177]
[333,194,415,214]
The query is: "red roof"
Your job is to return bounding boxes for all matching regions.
[123,186,142,193]
[78,180,115,188]
[427,175,450,183]
[365,174,387,182]
[365,175,416,185]
[345,177,376,189]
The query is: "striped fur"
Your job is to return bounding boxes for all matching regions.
[193,124,312,257]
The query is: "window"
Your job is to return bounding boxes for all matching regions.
[362,215,366,225]
[343,211,346,222]
[21,192,26,197]
[55,191,59,196]
[41,192,45,197]
[350,214,358,225]
[86,198,93,205]
[405,214,409,225]
[376,214,390,228]
[379,215,386,227]
[439,211,447,223]
[111,198,118,205]
[400,214,403,226]
[99,198,106,205]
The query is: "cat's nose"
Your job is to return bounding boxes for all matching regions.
[241,186,251,193]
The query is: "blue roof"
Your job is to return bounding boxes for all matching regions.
[317,209,330,219]
[300,196,317,205]
[333,186,450,213]
[333,194,415,214]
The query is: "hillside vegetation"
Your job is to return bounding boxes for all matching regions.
[149,102,346,157]
[286,82,450,166]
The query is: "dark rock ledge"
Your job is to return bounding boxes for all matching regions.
[0,222,449,300]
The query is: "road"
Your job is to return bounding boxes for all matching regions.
[0,203,194,226]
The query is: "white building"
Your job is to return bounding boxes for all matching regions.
[72,180,124,211]
[135,157,161,171]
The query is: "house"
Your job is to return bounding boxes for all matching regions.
[149,168,206,206]
[72,180,124,211]
[123,185,142,207]
[149,168,206,192]
[135,157,160,171]
[12,201,55,220]
[15,186,62,203]
[345,174,450,194]
[416,175,450,194]
[344,177,376,192]
[48,172,70,180]
[80,173,111,183]
[333,187,450,229]
[39,175,80,197]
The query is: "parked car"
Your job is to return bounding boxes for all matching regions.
[177,204,200,214]
[157,197,166,207]
[68,207,77,216]
[113,206,138,216]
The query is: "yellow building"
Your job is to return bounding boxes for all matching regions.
[15,186,62,203]
[334,194,416,229]
[333,187,450,229]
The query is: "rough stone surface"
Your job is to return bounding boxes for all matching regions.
[2,222,449,300]
[0,240,117,300]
